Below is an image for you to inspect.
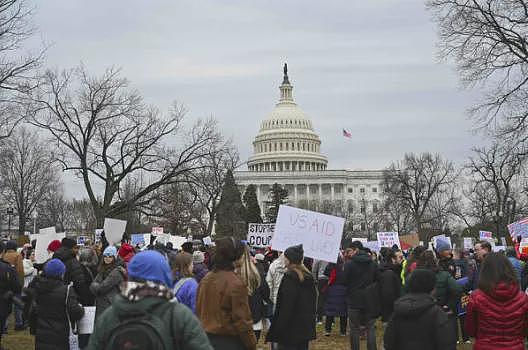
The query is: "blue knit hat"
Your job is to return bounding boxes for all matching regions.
[103,246,117,257]
[127,250,172,287]
[44,258,66,278]
[436,239,451,253]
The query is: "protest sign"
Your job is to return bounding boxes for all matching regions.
[456,277,469,316]
[479,231,493,242]
[78,306,96,334]
[271,205,344,263]
[35,232,66,264]
[169,235,187,250]
[352,237,368,245]
[151,227,164,236]
[103,218,127,245]
[77,236,87,246]
[94,229,103,243]
[143,234,151,246]
[154,233,170,245]
[131,234,145,247]
[377,232,400,249]
[500,237,507,247]
[39,226,56,235]
[463,237,473,250]
[203,236,212,246]
[247,223,274,248]
[399,233,420,249]
[492,245,506,252]
[508,218,528,239]
[364,241,380,253]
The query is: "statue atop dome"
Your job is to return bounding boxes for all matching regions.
[282,63,290,84]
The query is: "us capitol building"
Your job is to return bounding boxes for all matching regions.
[234,64,385,232]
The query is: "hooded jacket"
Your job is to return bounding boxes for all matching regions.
[266,269,317,345]
[465,282,528,350]
[53,247,91,305]
[344,250,379,309]
[27,275,84,350]
[384,293,456,350]
[87,292,213,350]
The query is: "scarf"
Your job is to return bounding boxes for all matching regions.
[120,281,173,302]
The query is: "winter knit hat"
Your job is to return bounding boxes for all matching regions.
[408,268,436,294]
[127,250,173,287]
[192,250,205,264]
[436,239,451,253]
[61,237,77,249]
[5,240,17,251]
[284,244,304,264]
[255,253,265,261]
[118,243,135,258]
[47,240,61,252]
[44,258,66,278]
[103,246,118,257]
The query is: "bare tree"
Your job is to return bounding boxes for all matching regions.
[383,153,457,241]
[427,0,528,138]
[466,140,526,237]
[35,180,68,232]
[29,66,223,226]
[0,127,58,235]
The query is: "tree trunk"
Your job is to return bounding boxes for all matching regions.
[18,214,25,237]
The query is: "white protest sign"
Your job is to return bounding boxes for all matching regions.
[169,235,187,250]
[131,234,145,247]
[352,238,368,245]
[103,218,127,245]
[151,227,164,236]
[479,231,493,243]
[463,237,473,250]
[77,236,87,246]
[271,205,344,263]
[376,232,401,249]
[94,229,103,243]
[203,236,212,246]
[78,306,96,334]
[35,232,66,264]
[500,237,507,247]
[247,223,274,248]
[492,245,506,253]
[39,226,56,235]
[154,233,170,245]
[364,241,380,253]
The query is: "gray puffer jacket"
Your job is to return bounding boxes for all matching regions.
[90,265,126,319]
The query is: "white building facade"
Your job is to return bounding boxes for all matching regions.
[234,65,386,233]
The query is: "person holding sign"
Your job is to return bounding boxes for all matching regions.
[266,245,316,350]
[465,253,528,350]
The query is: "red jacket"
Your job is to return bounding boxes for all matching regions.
[465,282,528,350]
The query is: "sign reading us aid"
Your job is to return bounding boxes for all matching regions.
[247,223,274,248]
[271,205,344,263]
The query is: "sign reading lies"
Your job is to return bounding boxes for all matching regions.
[271,205,344,263]
[247,223,274,248]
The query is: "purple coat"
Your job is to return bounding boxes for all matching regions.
[193,262,209,283]
[323,263,347,317]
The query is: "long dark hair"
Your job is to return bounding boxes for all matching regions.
[213,237,245,271]
[416,250,439,273]
[478,253,518,295]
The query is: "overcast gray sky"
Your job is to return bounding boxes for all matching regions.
[29,0,483,198]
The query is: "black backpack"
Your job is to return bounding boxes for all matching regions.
[103,302,179,350]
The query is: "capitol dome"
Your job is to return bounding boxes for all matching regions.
[247,64,328,172]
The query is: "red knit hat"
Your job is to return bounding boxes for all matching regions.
[47,240,61,252]
[118,243,135,258]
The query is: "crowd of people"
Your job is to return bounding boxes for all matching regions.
[0,232,528,350]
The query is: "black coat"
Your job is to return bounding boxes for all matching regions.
[266,270,317,345]
[248,276,271,323]
[344,250,379,309]
[53,247,91,305]
[0,258,21,317]
[379,262,402,322]
[384,293,456,350]
[27,275,84,350]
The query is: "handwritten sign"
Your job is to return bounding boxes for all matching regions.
[479,231,493,243]
[39,226,56,235]
[352,237,368,245]
[203,236,212,246]
[377,232,400,249]
[463,237,473,250]
[169,235,187,250]
[154,233,170,245]
[247,223,275,248]
[271,205,344,263]
[77,236,87,246]
[94,229,103,243]
[103,218,127,245]
[131,234,145,247]
[364,241,380,253]
[35,232,66,264]
[78,306,96,334]
[151,227,164,236]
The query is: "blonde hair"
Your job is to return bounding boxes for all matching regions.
[288,262,311,282]
[173,252,193,278]
[238,245,261,295]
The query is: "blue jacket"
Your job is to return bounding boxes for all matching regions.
[508,257,523,285]
[173,277,198,313]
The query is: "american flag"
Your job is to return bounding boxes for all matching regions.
[508,218,528,239]
[342,129,352,138]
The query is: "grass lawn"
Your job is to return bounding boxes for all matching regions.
[3,315,473,350]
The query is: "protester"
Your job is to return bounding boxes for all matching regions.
[452,248,470,344]
[436,240,456,278]
[78,246,99,306]
[311,258,329,324]
[26,258,85,350]
[23,249,36,288]
[53,237,91,305]
[384,269,456,350]
[88,250,211,349]
[402,245,426,284]
[3,240,24,331]
[90,246,127,319]
[379,248,403,323]
[323,255,347,337]
[0,241,21,347]
[506,247,523,286]
[465,252,528,350]
[266,244,316,350]
[117,242,135,265]
[192,250,209,283]
[254,253,269,277]
[468,241,491,290]
[196,237,257,350]
[266,251,287,309]
[182,241,194,255]
[173,252,199,313]
[237,244,271,342]
[344,240,379,350]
